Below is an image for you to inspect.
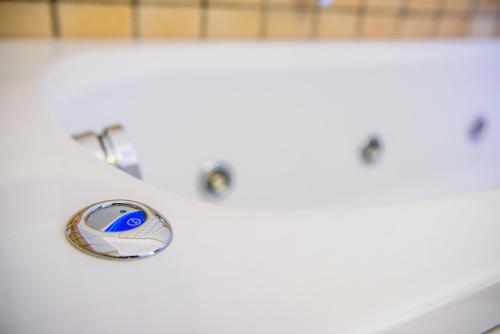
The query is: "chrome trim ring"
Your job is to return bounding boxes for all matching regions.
[66,199,173,260]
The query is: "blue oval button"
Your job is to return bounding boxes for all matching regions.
[104,210,146,232]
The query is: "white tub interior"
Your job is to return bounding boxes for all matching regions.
[43,42,500,210]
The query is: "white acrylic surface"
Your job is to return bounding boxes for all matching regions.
[0,41,499,334]
[43,42,500,210]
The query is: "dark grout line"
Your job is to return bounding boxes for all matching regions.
[466,0,479,37]
[393,0,408,38]
[1,0,494,16]
[469,0,480,15]
[1,0,497,40]
[258,0,268,40]
[355,0,367,39]
[200,0,208,40]
[131,0,140,38]
[430,0,446,37]
[49,0,60,38]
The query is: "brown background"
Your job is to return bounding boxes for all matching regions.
[0,0,499,40]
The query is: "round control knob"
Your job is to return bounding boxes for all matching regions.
[66,200,173,260]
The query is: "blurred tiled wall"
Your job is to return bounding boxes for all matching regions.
[0,0,499,39]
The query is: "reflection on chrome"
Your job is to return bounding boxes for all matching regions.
[72,124,142,179]
[66,200,173,260]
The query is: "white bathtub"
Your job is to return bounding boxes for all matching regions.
[0,40,499,333]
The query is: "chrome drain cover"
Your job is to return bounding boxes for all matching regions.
[66,200,173,260]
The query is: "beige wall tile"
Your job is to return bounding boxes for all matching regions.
[0,1,51,37]
[211,0,262,4]
[266,10,312,38]
[361,14,397,39]
[406,0,439,11]
[438,16,468,37]
[443,0,471,12]
[139,0,195,2]
[366,0,401,11]
[140,7,199,38]
[477,0,500,11]
[399,16,434,38]
[84,0,129,2]
[207,8,259,39]
[468,14,498,37]
[332,0,361,7]
[268,0,315,6]
[317,11,357,38]
[0,0,496,40]
[59,2,132,38]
